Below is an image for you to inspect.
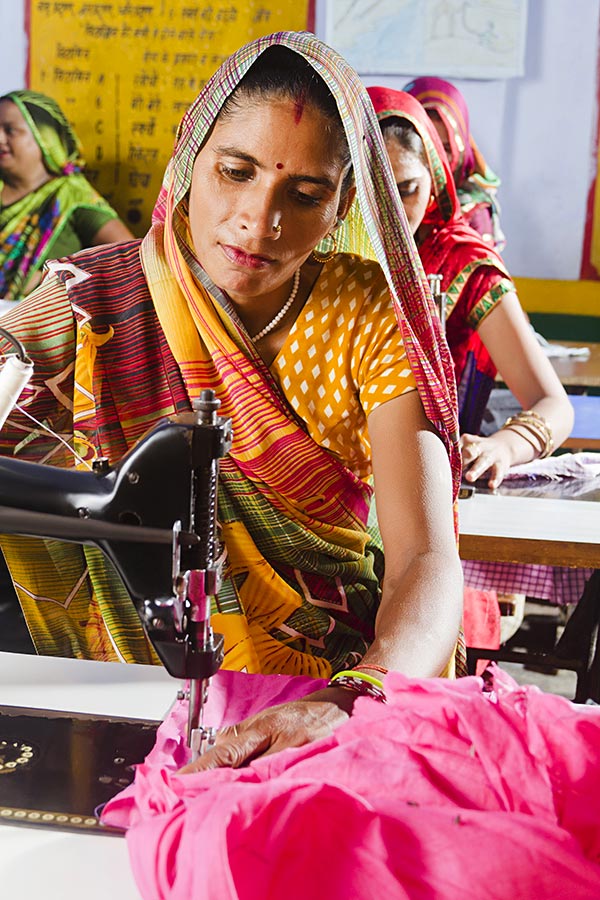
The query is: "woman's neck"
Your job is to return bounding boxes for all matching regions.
[1,170,53,206]
[243,259,322,368]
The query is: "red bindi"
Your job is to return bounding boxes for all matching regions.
[276,162,284,169]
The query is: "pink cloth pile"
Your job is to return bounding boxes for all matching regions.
[103,668,600,899]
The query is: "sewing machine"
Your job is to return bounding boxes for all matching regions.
[0,382,232,760]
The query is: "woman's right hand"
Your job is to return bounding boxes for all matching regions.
[178,688,353,774]
[460,431,515,489]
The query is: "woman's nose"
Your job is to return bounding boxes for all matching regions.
[239,186,282,240]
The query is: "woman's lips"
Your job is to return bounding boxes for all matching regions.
[220,244,273,270]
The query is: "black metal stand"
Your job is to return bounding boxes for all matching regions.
[467,570,600,703]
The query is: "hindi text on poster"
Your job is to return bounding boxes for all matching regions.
[29,2,310,234]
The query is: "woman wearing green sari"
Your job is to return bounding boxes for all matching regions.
[0,89,133,300]
[0,32,463,766]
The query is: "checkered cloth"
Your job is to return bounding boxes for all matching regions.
[462,560,593,605]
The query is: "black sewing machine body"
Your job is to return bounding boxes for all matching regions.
[0,397,232,686]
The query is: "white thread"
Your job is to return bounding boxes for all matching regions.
[14,402,93,470]
[0,355,33,430]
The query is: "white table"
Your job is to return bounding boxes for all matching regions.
[0,652,175,900]
[458,488,600,697]
[459,492,600,568]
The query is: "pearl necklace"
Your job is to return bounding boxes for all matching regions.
[250,269,301,342]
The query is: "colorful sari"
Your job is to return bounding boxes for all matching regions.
[0,90,120,300]
[368,86,514,435]
[0,33,462,677]
[404,76,505,250]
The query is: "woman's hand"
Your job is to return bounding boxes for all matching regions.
[460,431,515,489]
[178,686,354,774]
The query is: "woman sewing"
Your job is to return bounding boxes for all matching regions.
[0,34,463,767]
[0,89,133,300]
[367,87,573,489]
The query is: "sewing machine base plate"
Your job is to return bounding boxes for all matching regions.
[0,704,159,836]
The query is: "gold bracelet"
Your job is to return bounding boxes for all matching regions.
[503,420,546,454]
[501,410,554,458]
[520,410,554,456]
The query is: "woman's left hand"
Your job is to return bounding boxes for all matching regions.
[460,432,514,489]
[178,686,354,774]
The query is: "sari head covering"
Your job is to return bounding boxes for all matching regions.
[4,90,85,175]
[403,76,496,188]
[140,32,463,677]
[368,86,513,434]
[0,90,117,300]
[403,76,504,248]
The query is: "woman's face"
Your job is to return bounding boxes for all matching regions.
[428,109,462,178]
[428,110,453,159]
[383,134,432,235]
[188,96,352,307]
[0,100,44,181]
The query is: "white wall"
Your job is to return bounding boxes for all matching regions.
[319,0,600,280]
[2,1,599,280]
[0,4,27,95]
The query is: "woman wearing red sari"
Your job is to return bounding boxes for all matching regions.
[367,86,573,491]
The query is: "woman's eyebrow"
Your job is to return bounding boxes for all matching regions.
[214,146,259,165]
[214,145,337,191]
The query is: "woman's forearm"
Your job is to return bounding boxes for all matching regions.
[359,548,463,677]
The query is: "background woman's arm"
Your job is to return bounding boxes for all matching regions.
[462,291,574,487]
[90,218,135,245]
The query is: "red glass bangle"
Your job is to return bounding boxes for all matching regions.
[353,663,388,676]
[328,674,387,703]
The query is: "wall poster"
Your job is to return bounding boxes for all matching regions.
[27,1,312,235]
[327,0,528,80]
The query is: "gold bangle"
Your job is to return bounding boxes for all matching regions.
[501,410,554,458]
[502,423,542,455]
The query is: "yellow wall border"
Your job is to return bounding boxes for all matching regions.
[514,278,599,317]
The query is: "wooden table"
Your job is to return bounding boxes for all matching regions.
[459,491,600,568]
[458,484,600,698]
[548,341,600,389]
[0,653,175,900]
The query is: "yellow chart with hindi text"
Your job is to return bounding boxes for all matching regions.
[28,1,311,235]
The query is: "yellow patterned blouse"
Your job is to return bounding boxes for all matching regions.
[272,253,416,480]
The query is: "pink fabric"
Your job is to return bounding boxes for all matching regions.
[103,668,600,899]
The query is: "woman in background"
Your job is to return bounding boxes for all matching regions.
[404,75,505,250]
[367,86,572,487]
[0,89,133,300]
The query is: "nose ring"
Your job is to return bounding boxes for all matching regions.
[272,223,282,237]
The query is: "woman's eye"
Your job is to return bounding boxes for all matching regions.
[220,165,251,181]
[291,189,321,206]
[398,181,418,198]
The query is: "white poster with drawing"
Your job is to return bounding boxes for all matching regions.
[326,0,528,79]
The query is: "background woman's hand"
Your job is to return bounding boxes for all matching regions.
[179,687,354,774]
[460,432,514,489]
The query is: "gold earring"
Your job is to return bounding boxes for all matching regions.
[311,231,338,264]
